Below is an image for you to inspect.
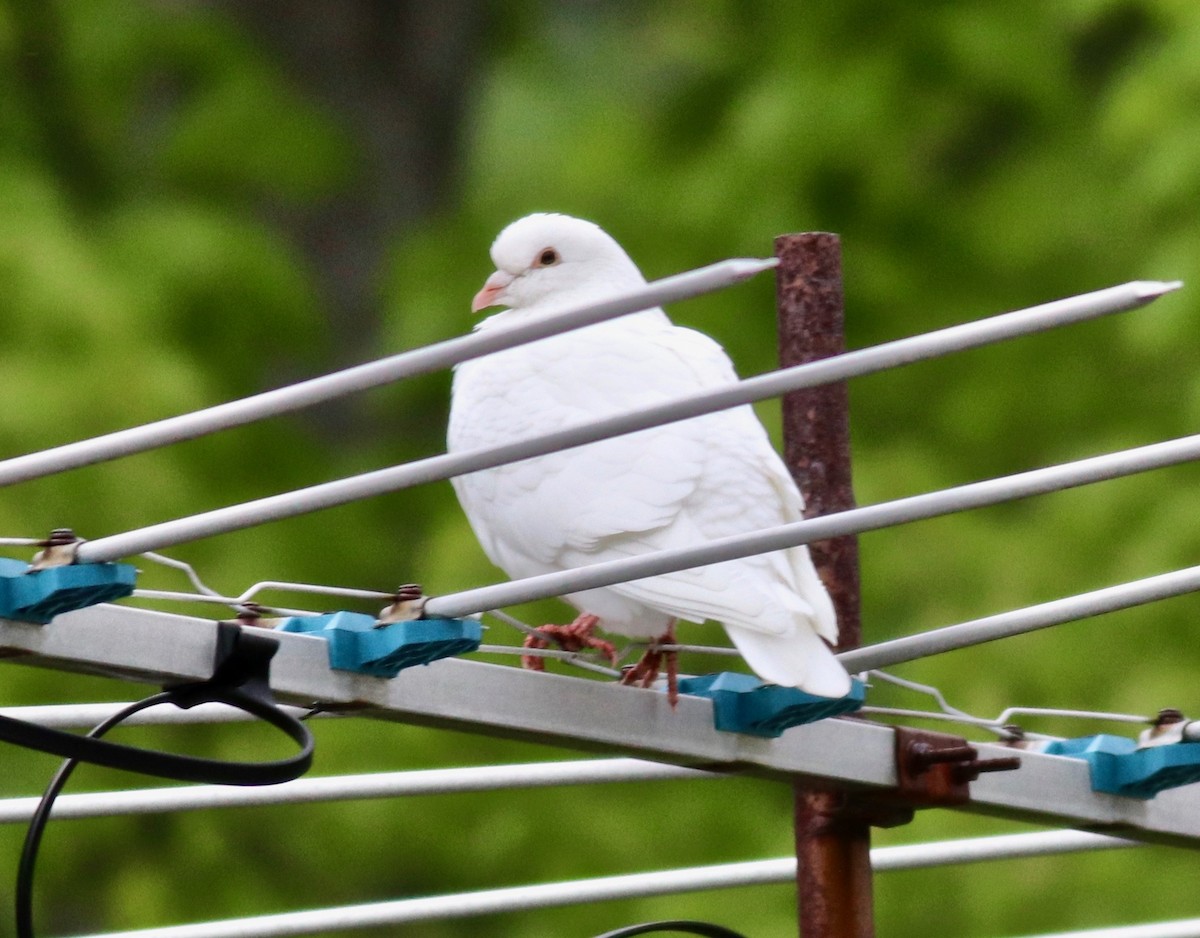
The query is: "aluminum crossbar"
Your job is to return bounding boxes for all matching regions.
[73,280,1179,563]
[5,606,1200,846]
[71,830,1137,938]
[0,258,772,488]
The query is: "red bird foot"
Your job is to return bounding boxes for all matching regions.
[521,613,618,671]
[620,623,679,708]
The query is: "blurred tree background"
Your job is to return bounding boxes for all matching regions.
[1,0,1199,935]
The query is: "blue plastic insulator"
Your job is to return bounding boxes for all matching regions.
[276,612,482,678]
[678,671,866,737]
[1042,734,1200,799]
[0,557,137,625]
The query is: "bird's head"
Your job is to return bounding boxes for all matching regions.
[472,213,646,314]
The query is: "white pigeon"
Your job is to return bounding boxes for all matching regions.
[447,213,852,699]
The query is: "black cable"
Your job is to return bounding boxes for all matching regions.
[0,686,313,786]
[0,626,313,786]
[594,922,750,938]
[16,695,168,938]
[10,623,314,937]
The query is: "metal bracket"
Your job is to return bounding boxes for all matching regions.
[894,726,1021,807]
[29,528,82,570]
[811,788,917,832]
[377,583,427,624]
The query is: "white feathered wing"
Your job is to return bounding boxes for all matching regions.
[449,305,851,698]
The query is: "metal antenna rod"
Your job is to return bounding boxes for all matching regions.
[840,563,1200,672]
[73,279,1180,563]
[0,258,774,487]
[65,831,1137,938]
[420,429,1200,620]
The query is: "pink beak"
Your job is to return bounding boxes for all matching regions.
[471,270,515,313]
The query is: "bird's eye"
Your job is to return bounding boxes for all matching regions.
[536,248,559,267]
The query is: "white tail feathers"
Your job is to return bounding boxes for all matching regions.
[725,621,852,698]
[788,546,840,645]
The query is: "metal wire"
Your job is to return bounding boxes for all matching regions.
[646,644,741,657]
[128,553,408,620]
[861,671,1155,740]
[856,707,1030,739]
[129,590,238,609]
[72,280,1178,564]
[481,608,555,639]
[995,707,1151,727]
[474,644,625,677]
[128,590,313,618]
[235,581,394,605]
[475,610,626,675]
[862,670,1031,738]
[139,552,225,598]
[867,670,1003,720]
[137,553,398,610]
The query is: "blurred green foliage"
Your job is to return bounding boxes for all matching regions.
[2,1,1200,936]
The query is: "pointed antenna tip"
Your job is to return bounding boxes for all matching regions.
[1137,279,1184,299]
[737,256,781,275]
[719,256,782,283]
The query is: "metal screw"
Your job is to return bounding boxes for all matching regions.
[908,742,977,768]
[235,603,264,625]
[377,584,426,624]
[953,756,1022,784]
[393,583,424,603]
[906,740,1022,784]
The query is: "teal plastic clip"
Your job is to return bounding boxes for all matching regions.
[276,612,482,678]
[1042,734,1200,799]
[679,671,866,737]
[0,557,136,624]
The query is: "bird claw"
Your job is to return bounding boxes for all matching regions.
[520,614,618,671]
[519,616,680,710]
[620,625,679,707]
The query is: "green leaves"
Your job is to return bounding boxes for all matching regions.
[4,1,1200,934]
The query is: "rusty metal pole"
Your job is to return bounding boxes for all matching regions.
[776,232,874,938]
[776,232,860,649]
